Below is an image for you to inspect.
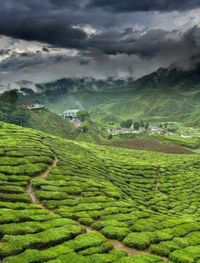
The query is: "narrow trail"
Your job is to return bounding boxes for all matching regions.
[81,226,151,257]
[107,240,150,257]
[156,167,168,198]
[26,154,58,211]
[26,155,168,260]
[156,167,161,190]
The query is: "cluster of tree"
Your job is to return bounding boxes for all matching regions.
[76,110,91,132]
[77,110,90,122]
[159,122,178,133]
[120,119,149,130]
[0,90,30,126]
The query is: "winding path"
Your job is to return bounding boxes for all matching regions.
[26,154,58,211]
[82,226,150,257]
[26,154,167,260]
[156,167,161,190]
[156,167,168,198]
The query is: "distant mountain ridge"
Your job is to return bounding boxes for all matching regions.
[2,63,200,126]
[3,58,200,95]
[134,65,200,91]
[9,63,200,95]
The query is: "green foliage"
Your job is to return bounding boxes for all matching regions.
[77,110,90,121]
[123,232,156,250]
[116,255,165,263]
[102,226,130,240]
[0,90,19,104]
[67,232,106,251]
[108,134,113,140]
[134,122,140,130]
[83,120,90,132]
[169,246,200,263]
[0,102,30,126]
[120,120,133,128]
[145,122,150,130]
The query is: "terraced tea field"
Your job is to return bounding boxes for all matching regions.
[1,122,200,263]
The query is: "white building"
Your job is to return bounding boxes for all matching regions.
[107,128,141,136]
[180,134,191,139]
[63,109,80,120]
[27,103,44,110]
[149,126,164,134]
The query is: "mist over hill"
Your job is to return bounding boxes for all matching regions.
[1,59,200,131]
[8,62,198,127]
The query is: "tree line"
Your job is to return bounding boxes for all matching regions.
[0,90,30,126]
[120,119,149,130]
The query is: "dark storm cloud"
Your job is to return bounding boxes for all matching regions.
[0,49,10,55]
[0,0,200,84]
[0,0,200,56]
[0,50,73,71]
[85,29,178,57]
[79,58,90,65]
[0,0,87,48]
[0,19,87,49]
[88,0,200,12]
[81,26,200,61]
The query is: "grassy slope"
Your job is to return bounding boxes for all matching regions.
[1,122,200,262]
[44,91,131,114]
[25,108,76,139]
[92,87,200,124]
[25,108,109,144]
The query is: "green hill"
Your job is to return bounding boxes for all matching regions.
[26,109,109,144]
[0,90,109,143]
[28,66,200,127]
[0,89,75,139]
[25,108,76,139]
[1,122,200,262]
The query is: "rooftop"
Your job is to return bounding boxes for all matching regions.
[63,109,80,114]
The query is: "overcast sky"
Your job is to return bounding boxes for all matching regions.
[0,0,200,85]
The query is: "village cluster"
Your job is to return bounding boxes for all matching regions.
[27,103,192,139]
[107,125,192,139]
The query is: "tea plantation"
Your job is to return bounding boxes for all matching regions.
[1,122,200,263]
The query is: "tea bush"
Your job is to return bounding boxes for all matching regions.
[1,122,200,262]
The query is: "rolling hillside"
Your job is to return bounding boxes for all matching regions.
[1,122,200,262]
[26,108,76,139]
[25,65,200,127]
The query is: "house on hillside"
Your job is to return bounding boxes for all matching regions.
[27,103,45,110]
[107,128,141,136]
[62,109,80,120]
[149,126,164,134]
[180,134,191,139]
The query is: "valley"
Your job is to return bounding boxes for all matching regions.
[33,66,200,127]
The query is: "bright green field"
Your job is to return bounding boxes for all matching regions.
[1,122,200,262]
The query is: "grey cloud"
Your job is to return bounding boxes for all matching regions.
[88,0,200,12]
[0,0,87,48]
[0,50,74,71]
[0,49,10,55]
[84,26,200,59]
[0,0,200,84]
[0,0,199,57]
